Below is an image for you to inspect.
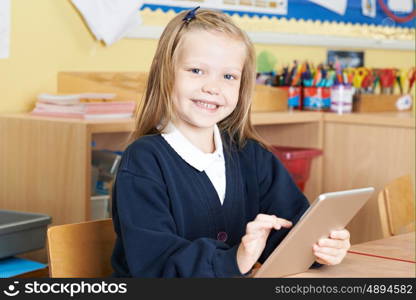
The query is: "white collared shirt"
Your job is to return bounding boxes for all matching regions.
[161,123,226,205]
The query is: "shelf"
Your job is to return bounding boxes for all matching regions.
[87,119,135,133]
[1,112,323,133]
[4,111,413,133]
[324,112,415,128]
[251,111,322,125]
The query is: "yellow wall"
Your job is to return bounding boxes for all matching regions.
[0,0,414,112]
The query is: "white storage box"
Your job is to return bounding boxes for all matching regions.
[91,195,110,220]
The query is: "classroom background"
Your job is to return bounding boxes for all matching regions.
[0,0,414,278]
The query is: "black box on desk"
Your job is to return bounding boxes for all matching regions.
[0,210,51,259]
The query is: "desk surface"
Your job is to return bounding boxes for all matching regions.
[287,233,415,278]
[348,232,415,262]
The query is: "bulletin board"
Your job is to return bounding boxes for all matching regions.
[141,0,415,28]
[126,0,414,49]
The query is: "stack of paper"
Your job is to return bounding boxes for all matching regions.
[31,93,136,120]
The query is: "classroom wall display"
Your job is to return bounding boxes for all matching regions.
[362,0,377,18]
[71,0,144,46]
[144,0,288,16]
[140,0,415,28]
[126,1,414,50]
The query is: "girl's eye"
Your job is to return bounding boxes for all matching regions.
[224,74,236,80]
[190,68,202,75]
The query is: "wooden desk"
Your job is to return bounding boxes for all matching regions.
[348,232,415,262]
[287,233,415,278]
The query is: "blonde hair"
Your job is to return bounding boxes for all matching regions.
[131,8,267,149]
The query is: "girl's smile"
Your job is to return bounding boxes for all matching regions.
[191,99,221,111]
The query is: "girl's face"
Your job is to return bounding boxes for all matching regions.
[171,29,246,133]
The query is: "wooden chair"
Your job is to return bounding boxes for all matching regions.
[47,219,116,278]
[378,174,415,237]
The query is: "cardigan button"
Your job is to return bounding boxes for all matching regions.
[217,231,228,242]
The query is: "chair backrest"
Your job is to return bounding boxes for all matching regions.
[47,218,116,278]
[378,174,415,237]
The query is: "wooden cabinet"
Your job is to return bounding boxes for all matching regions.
[0,115,132,222]
[0,112,323,223]
[0,115,135,262]
[322,112,415,244]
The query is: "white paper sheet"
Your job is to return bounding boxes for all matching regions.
[387,0,413,13]
[362,0,376,18]
[141,0,287,15]
[71,0,143,46]
[0,0,10,59]
[309,0,347,15]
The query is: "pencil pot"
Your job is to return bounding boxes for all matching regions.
[330,85,355,114]
[303,87,331,111]
[287,86,301,109]
[270,146,323,191]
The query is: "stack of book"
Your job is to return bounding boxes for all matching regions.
[31,93,136,120]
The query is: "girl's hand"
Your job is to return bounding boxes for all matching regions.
[237,214,292,274]
[313,229,351,265]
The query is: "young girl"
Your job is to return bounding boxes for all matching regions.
[111,8,350,278]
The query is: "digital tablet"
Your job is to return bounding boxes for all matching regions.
[253,187,374,278]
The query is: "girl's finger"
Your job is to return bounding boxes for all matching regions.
[315,257,327,265]
[255,214,293,228]
[313,244,345,257]
[246,220,276,234]
[318,238,350,250]
[246,219,289,234]
[275,217,293,229]
[330,229,350,240]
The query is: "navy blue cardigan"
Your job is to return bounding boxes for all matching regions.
[111,134,310,278]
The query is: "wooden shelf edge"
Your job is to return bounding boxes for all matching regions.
[251,111,323,125]
[2,111,413,132]
[323,112,415,128]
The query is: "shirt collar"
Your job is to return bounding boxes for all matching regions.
[161,122,224,172]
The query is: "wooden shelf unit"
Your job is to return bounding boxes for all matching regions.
[0,111,323,223]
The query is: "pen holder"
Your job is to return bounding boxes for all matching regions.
[330,85,355,114]
[288,87,301,110]
[303,87,330,111]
